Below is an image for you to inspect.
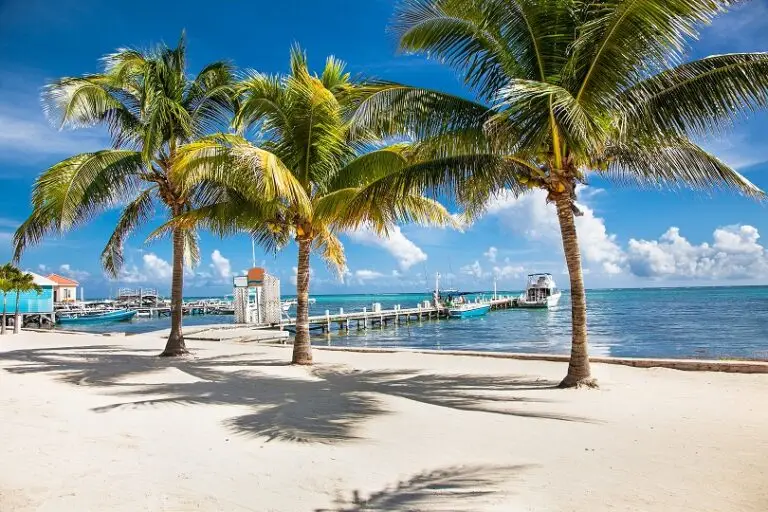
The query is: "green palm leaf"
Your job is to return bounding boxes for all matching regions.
[619,53,768,138]
[101,187,157,277]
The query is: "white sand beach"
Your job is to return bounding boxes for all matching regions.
[1,331,767,512]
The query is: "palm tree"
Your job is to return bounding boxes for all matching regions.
[10,270,42,334]
[0,264,19,335]
[12,34,235,356]
[354,0,768,386]
[170,47,456,365]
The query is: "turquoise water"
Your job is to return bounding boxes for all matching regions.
[55,287,768,360]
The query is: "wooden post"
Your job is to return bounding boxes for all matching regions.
[363,307,368,329]
[325,309,330,332]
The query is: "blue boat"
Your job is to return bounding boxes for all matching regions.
[57,309,137,324]
[447,303,491,319]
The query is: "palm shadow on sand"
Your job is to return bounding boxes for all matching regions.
[315,464,533,511]
[0,344,594,444]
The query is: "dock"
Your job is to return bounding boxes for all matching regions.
[278,297,517,332]
[134,303,234,318]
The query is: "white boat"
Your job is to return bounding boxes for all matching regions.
[518,273,561,309]
[281,298,316,312]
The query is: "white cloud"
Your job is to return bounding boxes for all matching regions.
[460,260,484,279]
[0,107,106,162]
[59,263,90,281]
[486,187,625,275]
[627,225,768,280]
[210,250,232,281]
[484,246,498,263]
[348,225,427,270]
[492,259,525,280]
[117,253,173,283]
[355,269,386,282]
[143,254,172,280]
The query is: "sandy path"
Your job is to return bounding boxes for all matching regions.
[1,331,767,511]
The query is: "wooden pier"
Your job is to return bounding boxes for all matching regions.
[278,297,517,333]
[134,304,233,318]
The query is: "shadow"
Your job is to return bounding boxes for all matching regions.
[315,464,532,511]
[0,345,594,444]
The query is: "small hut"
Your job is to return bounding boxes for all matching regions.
[46,274,79,303]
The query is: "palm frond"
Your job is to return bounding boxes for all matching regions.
[173,134,311,215]
[153,196,289,254]
[311,225,346,274]
[324,145,410,191]
[321,55,351,92]
[619,52,768,138]
[183,229,201,269]
[234,70,290,135]
[569,0,731,107]
[32,150,143,229]
[15,149,143,262]
[101,187,156,277]
[393,0,573,97]
[495,79,607,157]
[601,136,764,198]
[283,60,348,186]
[392,0,525,96]
[186,61,237,134]
[351,83,494,140]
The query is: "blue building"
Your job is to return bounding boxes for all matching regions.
[1,272,55,328]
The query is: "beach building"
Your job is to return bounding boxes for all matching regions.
[46,274,79,303]
[1,271,56,328]
[233,267,282,325]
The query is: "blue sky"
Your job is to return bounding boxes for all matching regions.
[2,0,768,297]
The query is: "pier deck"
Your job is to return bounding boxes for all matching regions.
[278,297,517,332]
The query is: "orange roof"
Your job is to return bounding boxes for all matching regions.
[46,273,79,286]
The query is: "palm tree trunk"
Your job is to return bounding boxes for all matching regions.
[1,294,6,335]
[292,237,313,365]
[13,292,21,334]
[554,192,597,388]
[160,226,188,357]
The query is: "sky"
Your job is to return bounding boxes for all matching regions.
[2,0,768,298]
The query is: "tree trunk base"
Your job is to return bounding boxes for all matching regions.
[291,356,313,366]
[159,346,190,357]
[558,375,599,389]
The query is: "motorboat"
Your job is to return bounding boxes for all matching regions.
[281,298,316,312]
[57,309,137,324]
[448,302,491,319]
[518,273,561,309]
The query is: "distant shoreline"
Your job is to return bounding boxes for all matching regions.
[84,283,768,301]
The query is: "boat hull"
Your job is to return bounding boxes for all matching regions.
[517,292,562,309]
[448,304,491,318]
[57,309,137,324]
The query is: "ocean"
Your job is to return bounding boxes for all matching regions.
[55,286,768,360]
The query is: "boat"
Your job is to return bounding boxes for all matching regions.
[281,298,316,312]
[518,273,562,309]
[57,309,137,324]
[448,302,491,319]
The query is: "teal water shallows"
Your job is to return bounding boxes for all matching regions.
[54,287,768,360]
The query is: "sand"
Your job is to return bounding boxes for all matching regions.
[1,331,767,512]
